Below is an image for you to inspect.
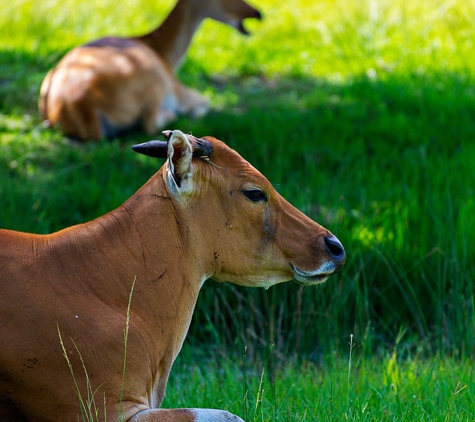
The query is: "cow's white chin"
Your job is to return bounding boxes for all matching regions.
[290,262,336,285]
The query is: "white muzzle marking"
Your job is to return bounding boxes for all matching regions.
[290,261,337,285]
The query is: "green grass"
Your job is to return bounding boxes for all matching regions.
[1,0,475,419]
[164,346,475,421]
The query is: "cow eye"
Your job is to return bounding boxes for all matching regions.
[242,189,268,203]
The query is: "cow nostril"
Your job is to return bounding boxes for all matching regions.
[324,235,345,262]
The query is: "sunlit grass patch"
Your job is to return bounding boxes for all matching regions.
[2,0,475,77]
[166,345,475,421]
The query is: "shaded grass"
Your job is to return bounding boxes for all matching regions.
[179,72,475,359]
[1,72,475,358]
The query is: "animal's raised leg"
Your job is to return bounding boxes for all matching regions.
[141,89,178,134]
[143,105,177,134]
[174,82,209,119]
[129,408,245,422]
[142,75,209,133]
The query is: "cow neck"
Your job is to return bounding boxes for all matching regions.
[119,170,205,297]
[114,171,208,357]
[48,171,207,340]
[136,0,204,70]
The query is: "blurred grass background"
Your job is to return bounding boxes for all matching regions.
[1,0,475,364]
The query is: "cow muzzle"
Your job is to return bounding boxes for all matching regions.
[290,235,345,285]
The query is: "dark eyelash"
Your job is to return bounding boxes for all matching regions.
[242,189,268,203]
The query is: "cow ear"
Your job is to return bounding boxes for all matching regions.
[165,130,194,196]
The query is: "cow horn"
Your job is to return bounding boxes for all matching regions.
[191,136,214,158]
[132,133,213,159]
[131,140,168,158]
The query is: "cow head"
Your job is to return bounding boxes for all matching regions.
[132,130,345,288]
[204,0,262,35]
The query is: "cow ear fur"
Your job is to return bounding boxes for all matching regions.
[165,130,194,196]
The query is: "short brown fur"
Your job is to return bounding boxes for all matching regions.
[0,131,344,421]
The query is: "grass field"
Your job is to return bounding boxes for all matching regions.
[165,349,475,421]
[1,0,475,420]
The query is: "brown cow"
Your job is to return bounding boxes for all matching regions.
[38,0,261,141]
[0,130,345,421]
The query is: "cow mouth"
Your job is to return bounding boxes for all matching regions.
[289,262,337,285]
[236,20,250,35]
[218,19,249,35]
[235,11,262,35]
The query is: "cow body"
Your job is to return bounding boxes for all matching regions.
[38,0,262,141]
[0,131,345,421]
[0,187,195,421]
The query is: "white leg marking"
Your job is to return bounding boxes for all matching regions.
[192,409,245,422]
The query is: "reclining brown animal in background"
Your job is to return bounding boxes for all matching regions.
[0,130,345,421]
[38,0,261,141]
